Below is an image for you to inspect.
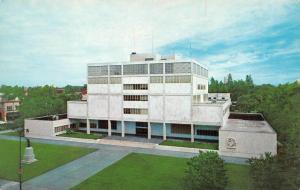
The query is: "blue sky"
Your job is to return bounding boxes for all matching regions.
[0,0,299,86]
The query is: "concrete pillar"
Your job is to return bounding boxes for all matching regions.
[121,121,125,137]
[191,124,194,142]
[86,119,90,134]
[148,122,151,139]
[108,120,112,136]
[163,123,166,140]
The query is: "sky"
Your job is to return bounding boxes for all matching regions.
[0,0,299,86]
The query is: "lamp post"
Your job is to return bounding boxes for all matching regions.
[19,126,22,190]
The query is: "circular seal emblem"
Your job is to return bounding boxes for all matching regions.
[226,138,236,149]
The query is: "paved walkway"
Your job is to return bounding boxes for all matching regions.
[0,130,13,134]
[104,135,164,144]
[0,179,18,190]
[6,149,130,190]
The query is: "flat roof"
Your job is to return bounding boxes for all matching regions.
[29,113,67,121]
[220,113,276,134]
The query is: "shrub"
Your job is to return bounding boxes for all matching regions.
[185,151,228,190]
[66,128,74,134]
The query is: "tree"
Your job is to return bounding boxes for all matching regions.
[249,153,282,190]
[227,73,233,85]
[245,75,254,85]
[185,151,228,190]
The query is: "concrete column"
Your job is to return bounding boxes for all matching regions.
[163,123,166,140]
[121,121,125,137]
[148,122,151,139]
[86,119,90,134]
[191,124,194,142]
[108,120,112,136]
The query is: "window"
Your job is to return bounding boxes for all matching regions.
[150,76,163,83]
[6,106,13,111]
[150,63,163,74]
[54,125,68,133]
[111,120,117,130]
[123,84,148,90]
[171,124,191,134]
[79,122,86,128]
[110,77,121,84]
[90,123,97,128]
[136,122,148,127]
[165,75,191,83]
[88,66,108,76]
[123,64,148,75]
[165,62,191,74]
[123,95,148,101]
[88,77,108,84]
[196,130,219,136]
[98,120,108,129]
[145,58,154,61]
[123,108,148,115]
[197,84,206,90]
[109,65,122,75]
[192,63,208,78]
[99,120,117,130]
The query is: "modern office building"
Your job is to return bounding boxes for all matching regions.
[67,53,231,142]
[24,53,277,158]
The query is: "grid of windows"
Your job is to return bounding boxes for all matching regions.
[193,63,208,78]
[110,77,121,84]
[109,65,122,75]
[54,125,68,133]
[123,64,148,75]
[165,75,191,83]
[196,130,219,136]
[150,76,163,83]
[165,62,191,74]
[150,63,163,74]
[197,84,206,90]
[123,84,148,90]
[88,66,108,76]
[123,108,148,115]
[171,124,191,134]
[123,95,148,101]
[88,77,108,84]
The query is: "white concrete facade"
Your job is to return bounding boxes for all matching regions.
[65,53,277,158]
[25,114,70,137]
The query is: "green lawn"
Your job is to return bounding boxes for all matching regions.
[0,139,96,181]
[72,153,251,190]
[160,140,218,150]
[58,131,104,139]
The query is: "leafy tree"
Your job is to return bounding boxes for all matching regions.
[185,151,228,190]
[245,75,254,85]
[249,153,282,190]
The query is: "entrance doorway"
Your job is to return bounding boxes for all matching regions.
[135,122,148,137]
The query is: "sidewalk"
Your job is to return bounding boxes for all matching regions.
[5,149,130,190]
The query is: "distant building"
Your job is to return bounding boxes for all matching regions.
[81,88,87,101]
[0,94,20,122]
[55,88,65,94]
